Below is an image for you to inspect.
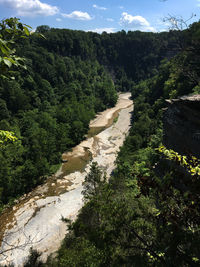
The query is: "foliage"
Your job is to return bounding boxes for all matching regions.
[0,17,32,79]
[0,130,17,147]
[24,248,43,267]
[0,18,32,152]
[158,145,200,176]
[82,161,106,201]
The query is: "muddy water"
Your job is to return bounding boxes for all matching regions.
[0,93,133,266]
[60,108,121,177]
[61,148,91,177]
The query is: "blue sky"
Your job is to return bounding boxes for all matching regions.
[0,0,199,33]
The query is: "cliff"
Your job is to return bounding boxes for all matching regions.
[163,94,200,158]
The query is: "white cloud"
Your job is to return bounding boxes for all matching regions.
[107,18,114,22]
[119,6,124,9]
[89,27,116,34]
[158,28,168,32]
[62,11,92,20]
[156,18,170,31]
[93,4,107,10]
[56,18,62,22]
[119,12,156,32]
[0,0,59,17]
[197,0,200,6]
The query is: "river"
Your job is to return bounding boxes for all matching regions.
[0,93,133,266]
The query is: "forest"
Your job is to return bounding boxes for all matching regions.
[0,17,200,266]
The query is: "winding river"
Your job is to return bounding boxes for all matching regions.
[0,93,133,266]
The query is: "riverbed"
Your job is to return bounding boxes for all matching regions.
[0,93,133,266]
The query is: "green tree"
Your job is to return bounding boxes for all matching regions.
[0,17,31,146]
[36,25,50,34]
[0,130,17,148]
[0,17,31,79]
[82,162,106,201]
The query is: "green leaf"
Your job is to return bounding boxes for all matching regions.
[3,58,12,67]
[23,27,30,36]
[6,57,16,64]
[0,44,10,55]
[24,24,32,29]
[17,22,24,31]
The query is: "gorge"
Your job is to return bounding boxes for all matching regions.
[0,93,133,266]
[0,16,199,266]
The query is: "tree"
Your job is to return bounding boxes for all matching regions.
[36,25,50,34]
[0,130,17,148]
[0,18,32,146]
[0,17,31,79]
[82,162,106,201]
[163,14,196,31]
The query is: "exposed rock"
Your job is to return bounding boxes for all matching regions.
[163,94,200,158]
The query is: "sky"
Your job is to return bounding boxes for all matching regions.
[0,0,199,33]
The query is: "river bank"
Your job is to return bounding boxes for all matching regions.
[0,93,133,266]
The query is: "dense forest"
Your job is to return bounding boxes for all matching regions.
[0,20,118,207]
[0,17,200,266]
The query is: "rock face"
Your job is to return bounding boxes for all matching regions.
[163,94,200,158]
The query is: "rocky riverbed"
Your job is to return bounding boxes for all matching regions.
[0,93,133,266]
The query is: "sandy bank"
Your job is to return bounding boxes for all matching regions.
[90,92,132,128]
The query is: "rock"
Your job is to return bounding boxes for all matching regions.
[163,94,200,158]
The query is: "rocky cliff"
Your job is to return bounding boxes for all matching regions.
[163,94,200,158]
